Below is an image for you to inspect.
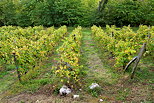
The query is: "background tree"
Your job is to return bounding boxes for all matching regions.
[0,0,16,26]
[93,0,154,26]
[0,0,153,27]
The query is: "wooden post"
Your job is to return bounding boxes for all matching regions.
[13,53,21,82]
[124,56,138,72]
[130,43,146,79]
[130,32,151,79]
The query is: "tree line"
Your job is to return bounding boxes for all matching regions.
[0,0,153,27]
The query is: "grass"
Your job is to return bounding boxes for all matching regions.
[0,70,17,94]
[80,28,121,101]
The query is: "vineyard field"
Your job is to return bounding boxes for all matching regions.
[0,25,153,103]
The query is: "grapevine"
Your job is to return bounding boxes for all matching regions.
[0,26,67,80]
[91,25,154,69]
[52,26,83,86]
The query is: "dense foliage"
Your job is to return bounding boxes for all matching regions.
[0,26,67,79]
[0,0,97,27]
[0,0,153,27]
[0,25,85,86]
[92,25,154,68]
[93,0,154,26]
[53,26,83,86]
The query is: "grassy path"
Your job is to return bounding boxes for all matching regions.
[0,71,17,95]
[80,28,121,102]
[81,28,118,84]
